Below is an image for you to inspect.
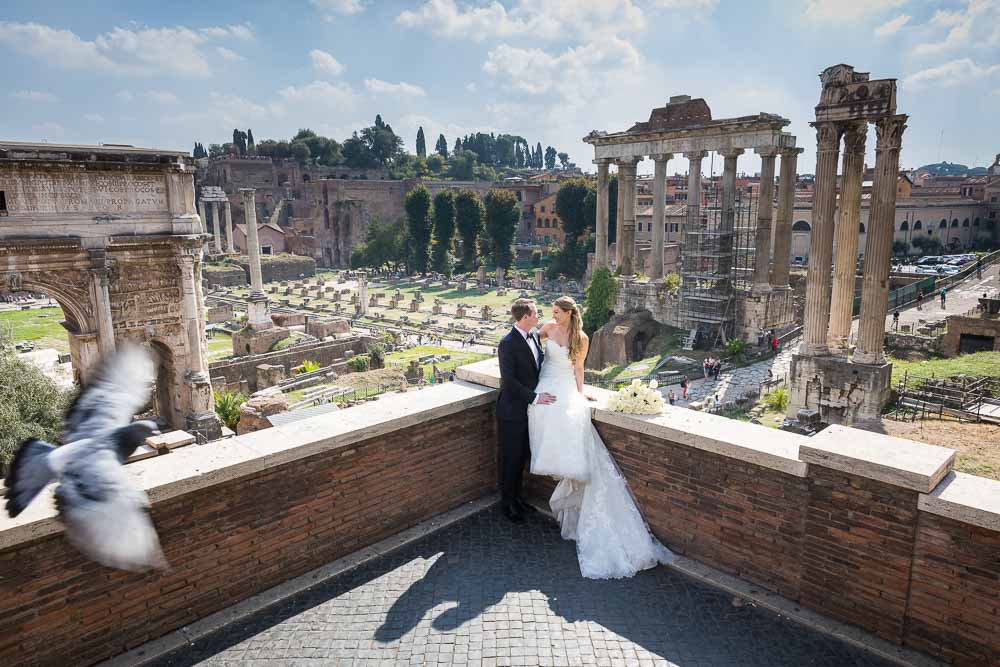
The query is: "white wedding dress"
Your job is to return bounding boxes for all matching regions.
[528,339,673,579]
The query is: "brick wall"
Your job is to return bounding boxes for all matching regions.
[907,512,1000,666]
[0,404,496,667]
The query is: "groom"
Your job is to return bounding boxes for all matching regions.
[496,299,556,523]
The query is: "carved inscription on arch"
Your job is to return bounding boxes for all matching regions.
[109,261,183,330]
[0,170,168,214]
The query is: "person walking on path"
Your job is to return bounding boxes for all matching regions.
[917,288,924,311]
[680,375,689,400]
[940,287,947,309]
[668,389,676,406]
[892,310,900,331]
[771,335,779,353]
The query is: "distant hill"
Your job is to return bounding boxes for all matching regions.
[917,162,987,177]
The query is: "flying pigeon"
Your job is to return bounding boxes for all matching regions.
[4,343,168,572]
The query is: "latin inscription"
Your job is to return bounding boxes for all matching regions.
[0,171,169,214]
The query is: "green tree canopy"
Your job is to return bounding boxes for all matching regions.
[484,188,520,270]
[555,177,595,242]
[427,153,445,173]
[435,133,448,158]
[455,189,485,270]
[416,126,426,158]
[448,150,477,181]
[431,190,457,276]
[582,267,617,335]
[544,146,557,170]
[405,185,433,273]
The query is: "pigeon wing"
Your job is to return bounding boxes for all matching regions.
[64,344,156,444]
[55,449,167,572]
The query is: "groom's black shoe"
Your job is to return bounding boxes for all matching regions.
[515,497,537,514]
[504,502,524,523]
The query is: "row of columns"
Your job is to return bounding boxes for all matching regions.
[197,198,236,255]
[801,115,908,363]
[593,148,800,286]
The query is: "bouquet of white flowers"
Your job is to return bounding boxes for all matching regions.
[606,378,665,415]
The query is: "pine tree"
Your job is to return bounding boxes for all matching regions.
[431,190,456,276]
[535,142,543,168]
[435,133,448,158]
[544,146,557,170]
[454,137,462,155]
[247,129,255,153]
[455,189,485,270]
[416,126,427,158]
[405,185,433,274]
[483,189,519,271]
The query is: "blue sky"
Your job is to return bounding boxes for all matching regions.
[1,0,997,176]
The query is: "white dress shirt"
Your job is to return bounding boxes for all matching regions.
[514,324,540,369]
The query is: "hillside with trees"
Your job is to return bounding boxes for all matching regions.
[194,116,572,182]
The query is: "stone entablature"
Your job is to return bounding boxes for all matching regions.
[0,360,997,667]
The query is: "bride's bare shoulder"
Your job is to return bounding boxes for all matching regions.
[539,321,557,334]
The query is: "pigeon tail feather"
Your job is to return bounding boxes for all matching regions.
[4,439,56,518]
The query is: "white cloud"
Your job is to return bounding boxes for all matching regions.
[874,14,910,36]
[654,0,718,8]
[217,47,245,62]
[0,21,255,79]
[465,82,478,93]
[310,49,346,77]
[310,0,365,21]
[483,38,640,102]
[10,90,59,103]
[83,113,104,122]
[396,0,645,41]
[279,80,358,110]
[115,90,135,102]
[364,78,426,96]
[147,90,179,104]
[803,0,907,23]
[903,58,1000,90]
[915,1,1000,55]
[30,121,65,139]
[199,24,255,41]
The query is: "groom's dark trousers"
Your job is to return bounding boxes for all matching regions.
[496,327,542,508]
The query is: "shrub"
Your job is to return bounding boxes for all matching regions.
[664,272,680,293]
[213,390,247,431]
[296,359,321,374]
[582,267,617,335]
[762,386,789,413]
[367,342,386,369]
[347,355,370,373]
[725,337,747,361]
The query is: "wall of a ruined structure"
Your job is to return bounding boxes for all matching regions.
[941,315,1000,356]
[209,336,368,392]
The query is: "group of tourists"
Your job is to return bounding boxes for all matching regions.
[702,357,723,380]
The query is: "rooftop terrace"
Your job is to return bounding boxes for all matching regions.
[2,359,997,667]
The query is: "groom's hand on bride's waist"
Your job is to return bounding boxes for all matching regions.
[536,392,557,405]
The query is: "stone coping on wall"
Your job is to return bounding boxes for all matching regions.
[456,357,807,476]
[801,425,955,493]
[0,380,496,552]
[918,470,1000,531]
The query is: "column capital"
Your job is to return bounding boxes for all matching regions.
[842,120,869,155]
[779,146,805,157]
[593,157,615,166]
[811,121,842,152]
[239,187,256,198]
[754,146,780,158]
[615,156,642,168]
[649,153,673,163]
[719,148,744,159]
[875,114,908,152]
[683,150,707,160]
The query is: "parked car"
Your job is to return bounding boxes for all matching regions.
[792,256,805,267]
[915,256,943,266]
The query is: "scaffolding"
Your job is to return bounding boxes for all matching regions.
[679,179,758,348]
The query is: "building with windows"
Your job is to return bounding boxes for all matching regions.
[533,191,566,246]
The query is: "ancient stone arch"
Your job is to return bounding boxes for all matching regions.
[0,141,221,439]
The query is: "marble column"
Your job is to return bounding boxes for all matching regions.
[224,200,235,254]
[684,151,707,249]
[650,154,672,280]
[619,158,640,275]
[90,269,116,357]
[614,161,626,270]
[210,201,223,254]
[241,188,270,329]
[753,148,778,291]
[197,198,207,234]
[828,122,868,352]
[595,159,611,269]
[854,115,907,365]
[358,273,368,316]
[770,148,801,288]
[801,122,842,356]
[178,251,208,381]
[720,149,743,235]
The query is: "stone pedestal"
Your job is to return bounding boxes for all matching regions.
[786,354,892,426]
[409,300,419,312]
[256,363,286,389]
[737,288,795,342]
[534,268,544,290]
[237,393,289,435]
[477,266,486,284]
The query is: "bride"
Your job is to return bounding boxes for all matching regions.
[528,295,673,580]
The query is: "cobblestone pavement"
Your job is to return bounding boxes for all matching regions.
[149,507,895,667]
[674,345,797,408]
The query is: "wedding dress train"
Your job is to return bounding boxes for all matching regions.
[528,339,673,579]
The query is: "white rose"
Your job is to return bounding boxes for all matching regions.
[649,379,658,390]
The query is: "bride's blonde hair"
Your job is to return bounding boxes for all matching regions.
[554,295,585,363]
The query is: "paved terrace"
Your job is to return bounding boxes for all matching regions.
[2,361,998,667]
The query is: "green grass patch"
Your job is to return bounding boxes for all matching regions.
[890,351,1000,388]
[206,333,233,361]
[0,306,70,353]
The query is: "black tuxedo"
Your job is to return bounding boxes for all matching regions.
[496,326,544,507]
